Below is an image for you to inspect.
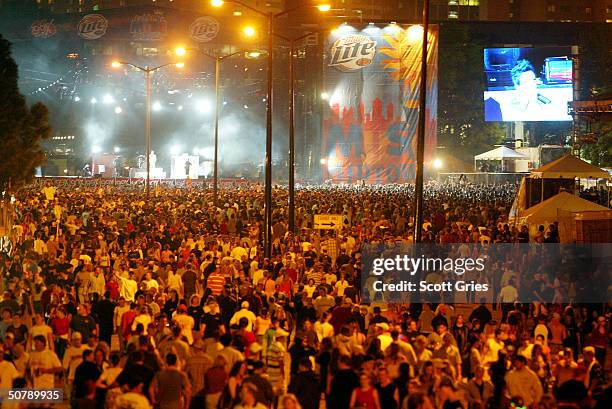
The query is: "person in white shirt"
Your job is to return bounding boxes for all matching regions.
[115,270,138,302]
[505,355,543,407]
[334,273,350,297]
[229,301,256,332]
[313,312,334,343]
[28,335,62,389]
[132,307,153,335]
[173,305,195,345]
[89,267,106,298]
[27,313,54,352]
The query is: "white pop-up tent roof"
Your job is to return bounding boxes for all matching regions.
[530,154,610,179]
[475,146,527,160]
[518,191,609,224]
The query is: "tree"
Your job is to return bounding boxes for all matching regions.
[437,24,505,163]
[0,34,51,193]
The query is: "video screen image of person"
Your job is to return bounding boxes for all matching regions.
[483,47,573,122]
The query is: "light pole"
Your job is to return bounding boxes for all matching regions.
[111,60,183,196]
[211,0,330,257]
[413,0,430,244]
[179,47,259,206]
[275,31,318,234]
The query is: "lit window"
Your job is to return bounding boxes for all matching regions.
[547,5,555,12]
[585,7,592,14]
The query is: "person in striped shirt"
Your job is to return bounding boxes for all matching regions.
[207,270,226,296]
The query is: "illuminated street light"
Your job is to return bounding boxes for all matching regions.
[109,60,183,195]
[74,96,81,102]
[175,62,185,68]
[90,97,97,104]
[212,0,330,257]
[243,26,256,37]
[114,106,122,114]
[247,51,262,58]
[321,92,329,100]
[317,4,331,12]
[152,101,162,111]
[175,47,186,57]
[103,94,114,104]
[197,100,212,113]
[114,146,121,153]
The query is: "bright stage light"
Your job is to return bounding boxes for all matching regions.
[175,47,186,57]
[197,100,212,113]
[170,145,181,155]
[317,4,331,12]
[321,92,329,100]
[211,0,224,7]
[114,106,122,114]
[243,26,256,37]
[320,158,327,165]
[432,158,443,170]
[152,101,162,111]
[178,105,183,111]
[114,146,121,153]
[175,62,185,69]
[103,94,114,104]
[247,51,262,59]
[407,25,424,43]
[111,61,121,68]
[92,145,102,154]
[74,96,81,102]
[90,97,97,104]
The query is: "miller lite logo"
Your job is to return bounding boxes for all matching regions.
[329,34,376,72]
[77,14,108,40]
[190,17,220,43]
[31,19,57,38]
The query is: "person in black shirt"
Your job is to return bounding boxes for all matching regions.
[370,306,389,325]
[70,304,97,343]
[288,358,320,409]
[73,349,102,400]
[114,350,155,400]
[201,300,224,339]
[93,291,115,345]
[6,312,28,345]
[328,355,359,409]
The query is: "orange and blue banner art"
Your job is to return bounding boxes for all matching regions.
[322,24,438,183]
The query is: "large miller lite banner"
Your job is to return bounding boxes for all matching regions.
[323,25,438,183]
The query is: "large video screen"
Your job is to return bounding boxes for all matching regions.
[483,47,573,122]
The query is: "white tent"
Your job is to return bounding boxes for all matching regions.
[475,146,527,160]
[474,146,527,172]
[530,154,610,179]
[511,191,611,242]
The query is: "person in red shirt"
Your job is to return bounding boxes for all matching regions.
[207,270,225,296]
[105,276,120,300]
[119,303,137,350]
[49,307,70,360]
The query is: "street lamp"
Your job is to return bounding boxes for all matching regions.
[413,0,430,244]
[180,47,259,207]
[111,60,184,196]
[211,0,330,257]
[275,30,322,234]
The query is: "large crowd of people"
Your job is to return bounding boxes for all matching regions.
[0,178,608,409]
